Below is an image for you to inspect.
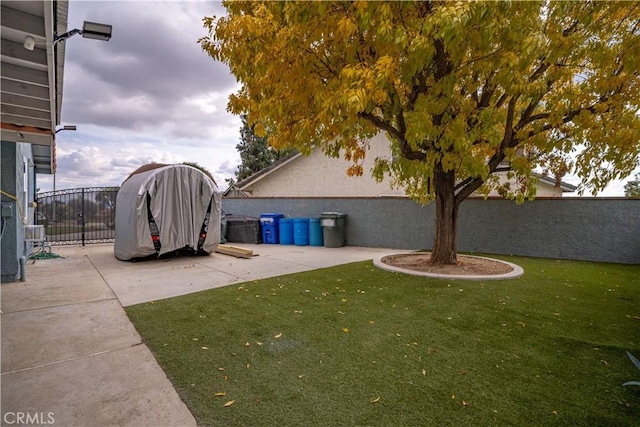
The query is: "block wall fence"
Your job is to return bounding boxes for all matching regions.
[222,197,640,265]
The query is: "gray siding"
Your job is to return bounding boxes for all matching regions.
[1,141,36,282]
[222,197,640,265]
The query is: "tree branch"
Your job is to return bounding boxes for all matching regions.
[358,112,426,161]
[495,93,508,109]
[523,97,613,140]
[358,112,400,139]
[454,177,485,205]
[407,72,428,112]
[478,72,497,109]
[501,95,519,150]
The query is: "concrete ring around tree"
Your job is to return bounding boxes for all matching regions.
[373,253,524,281]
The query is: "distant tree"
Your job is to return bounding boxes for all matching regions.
[625,174,640,198]
[235,114,293,182]
[203,1,640,264]
[183,162,216,184]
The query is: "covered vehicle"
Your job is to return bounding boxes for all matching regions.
[114,164,220,261]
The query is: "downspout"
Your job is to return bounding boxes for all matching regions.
[19,255,26,282]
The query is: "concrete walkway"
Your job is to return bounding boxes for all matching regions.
[1,243,404,426]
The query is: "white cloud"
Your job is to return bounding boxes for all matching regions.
[38,1,241,192]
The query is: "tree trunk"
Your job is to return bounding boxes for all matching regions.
[430,165,459,265]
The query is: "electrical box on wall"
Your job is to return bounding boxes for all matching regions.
[1,202,14,218]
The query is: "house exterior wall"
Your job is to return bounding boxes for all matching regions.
[222,197,640,265]
[246,134,405,197]
[243,133,568,198]
[1,141,36,283]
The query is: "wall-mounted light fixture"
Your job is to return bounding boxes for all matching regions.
[23,36,36,51]
[55,125,77,134]
[54,21,112,45]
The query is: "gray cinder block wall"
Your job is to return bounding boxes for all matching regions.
[222,197,640,265]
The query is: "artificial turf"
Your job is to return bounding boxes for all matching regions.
[126,255,640,426]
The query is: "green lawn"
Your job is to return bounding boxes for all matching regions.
[126,255,640,426]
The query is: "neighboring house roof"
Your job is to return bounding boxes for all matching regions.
[1,0,68,174]
[237,151,301,188]
[532,173,578,193]
[223,151,301,196]
[231,137,577,197]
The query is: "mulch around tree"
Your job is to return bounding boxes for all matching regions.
[381,253,514,276]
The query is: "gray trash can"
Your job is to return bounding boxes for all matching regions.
[320,212,347,248]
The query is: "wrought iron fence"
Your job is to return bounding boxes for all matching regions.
[35,187,119,245]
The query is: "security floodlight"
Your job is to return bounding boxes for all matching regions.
[54,21,112,45]
[81,21,112,41]
[55,125,77,133]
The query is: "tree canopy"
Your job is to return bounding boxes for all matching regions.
[625,173,640,198]
[233,114,293,183]
[202,1,640,263]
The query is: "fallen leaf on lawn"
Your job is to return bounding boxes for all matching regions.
[517,321,526,327]
[552,410,558,415]
[463,401,469,407]
[201,347,209,350]
[246,364,250,369]
[422,369,427,375]
[274,332,283,339]
[451,394,456,400]
[371,397,380,403]
[224,400,235,407]
[223,375,228,380]
[256,341,263,346]
[298,374,305,379]
[626,315,640,320]
[245,342,250,347]
[341,298,348,302]
[396,333,401,337]
[601,360,608,366]
[294,310,302,314]
[192,338,199,341]
[218,367,225,371]
[342,327,349,333]
[214,392,226,397]
[370,320,375,324]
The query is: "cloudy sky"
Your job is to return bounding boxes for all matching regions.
[38,0,241,192]
[38,0,637,196]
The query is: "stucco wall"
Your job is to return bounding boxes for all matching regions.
[247,134,404,197]
[222,197,639,265]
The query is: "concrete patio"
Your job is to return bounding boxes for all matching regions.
[1,243,403,426]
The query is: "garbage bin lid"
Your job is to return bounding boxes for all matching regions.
[320,212,346,217]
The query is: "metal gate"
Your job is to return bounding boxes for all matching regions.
[35,187,119,245]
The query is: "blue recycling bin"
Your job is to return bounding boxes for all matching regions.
[293,218,310,246]
[309,218,323,246]
[260,213,284,244]
[279,218,294,245]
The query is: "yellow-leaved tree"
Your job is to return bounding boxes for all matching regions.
[201,1,640,265]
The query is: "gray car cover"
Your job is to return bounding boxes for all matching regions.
[114,164,221,261]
